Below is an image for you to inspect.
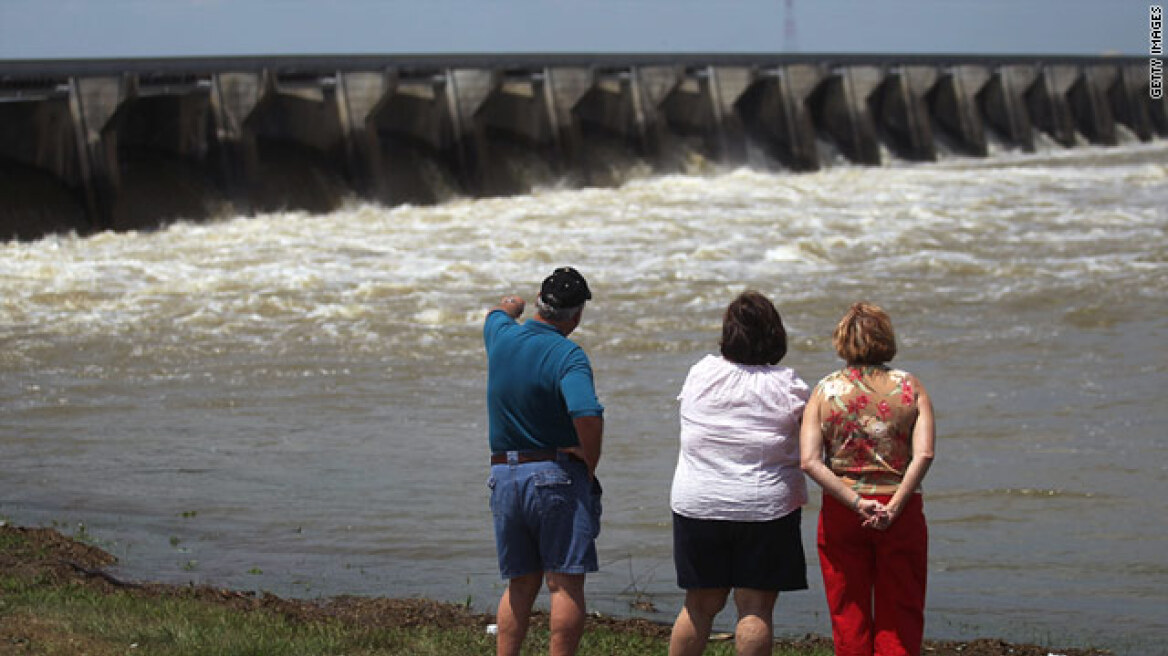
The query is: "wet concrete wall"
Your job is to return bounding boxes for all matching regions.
[0,54,1162,240]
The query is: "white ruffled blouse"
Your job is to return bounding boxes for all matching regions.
[670,354,810,521]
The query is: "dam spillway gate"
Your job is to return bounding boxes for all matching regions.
[0,53,1163,240]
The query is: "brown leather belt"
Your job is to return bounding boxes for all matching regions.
[490,450,581,465]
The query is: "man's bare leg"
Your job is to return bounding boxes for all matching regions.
[545,572,588,656]
[497,572,543,656]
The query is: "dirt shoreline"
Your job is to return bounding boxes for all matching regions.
[0,523,1112,656]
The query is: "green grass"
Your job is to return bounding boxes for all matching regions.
[3,577,439,655]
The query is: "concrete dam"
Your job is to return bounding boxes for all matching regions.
[0,53,1163,240]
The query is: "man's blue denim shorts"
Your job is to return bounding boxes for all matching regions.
[488,453,602,579]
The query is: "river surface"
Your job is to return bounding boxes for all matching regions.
[2,138,1166,654]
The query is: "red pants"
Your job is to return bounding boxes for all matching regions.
[817,494,928,656]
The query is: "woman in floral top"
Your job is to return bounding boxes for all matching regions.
[800,302,936,656]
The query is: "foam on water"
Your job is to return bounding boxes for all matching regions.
[4,143,1164,334]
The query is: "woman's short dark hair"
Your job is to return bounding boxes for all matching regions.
[720,290,789,365]
[833,301,897,365]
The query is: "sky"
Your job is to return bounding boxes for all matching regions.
[0,0,1156,61]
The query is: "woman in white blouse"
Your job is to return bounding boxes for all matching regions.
[668,290,811,656]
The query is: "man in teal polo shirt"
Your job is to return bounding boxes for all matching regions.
[484,266,605,656]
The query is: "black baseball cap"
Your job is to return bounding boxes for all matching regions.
[539,267,592,309]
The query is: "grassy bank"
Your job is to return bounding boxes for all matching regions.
[0,524,1109,655]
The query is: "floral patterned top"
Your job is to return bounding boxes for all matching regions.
[812,365,921,495]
